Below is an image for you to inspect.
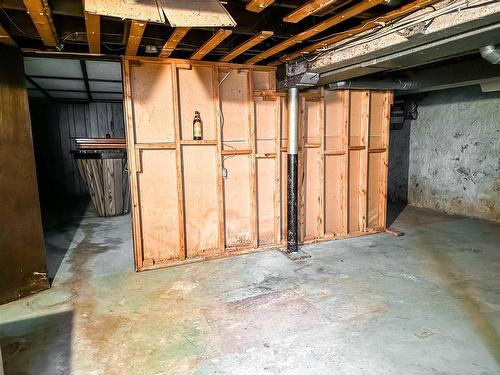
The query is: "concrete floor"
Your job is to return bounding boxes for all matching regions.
[0,205,499,374]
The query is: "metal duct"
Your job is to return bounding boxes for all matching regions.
[480,45,500,64]
[328,79,416,90]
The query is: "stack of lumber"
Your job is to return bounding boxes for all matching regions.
[72,138,130,217]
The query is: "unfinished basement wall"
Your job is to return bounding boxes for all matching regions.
[408,86,500,222]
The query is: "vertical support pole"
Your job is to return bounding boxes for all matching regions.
[287,87,299,253]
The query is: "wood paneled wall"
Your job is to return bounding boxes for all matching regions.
[123,57,392,271]
[0,46,49,304]
[30,100,125,200]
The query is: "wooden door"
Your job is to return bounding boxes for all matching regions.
[0,46,49,304]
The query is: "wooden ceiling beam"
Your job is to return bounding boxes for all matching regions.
[246,0,387,64]
[0,22,16,46]
[283,0,338,23]
[125,20,147,56]
[246,0,275,13]
[190,29,232,60]
[23,0,58,47]
[160,27,190,58]
[82,1,100,54]
[272,0,441,65]
[219,31,273,62]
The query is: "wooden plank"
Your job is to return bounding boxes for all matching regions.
[359,91,370,232]
[213,66,225,252]
[0,22,16,46]
[220,31,273,63]
[160,27,190,58]
[274,93,281,243]
[222,149,252,155]
[125,20,146,56]
[23,0,58,47]
[379,92,392,228]
[246,0,275,13]
[317,87,325,238]
[171,64,186,260]
[342,90,349,235]
[190,29,232,60]
[248,70,258,248]
[273,0,441,64]
[83,0,100,54]
[283,0,337,23]
[246,0,385,64]
[122,58,145,270]
[158,0,236,27]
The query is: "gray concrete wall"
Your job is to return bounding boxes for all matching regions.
[407,86,500,222]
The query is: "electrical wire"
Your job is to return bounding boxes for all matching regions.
[0,7,40,40]
[308,0,491,61]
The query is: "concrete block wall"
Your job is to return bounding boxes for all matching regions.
[403,86,499,221]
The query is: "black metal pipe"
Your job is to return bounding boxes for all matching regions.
[287,153,298,253]
[287,87,299,253]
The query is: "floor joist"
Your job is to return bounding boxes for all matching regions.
[160,27,191,58]
[219,31,273,62]
[23,0,58,47]
[283,0,337,23]
[82,0,100,54]
[273,0,441,64]
[246,0,275,13]
[125,20,147,56]
[246,0,386,65]
[190,29,232,60]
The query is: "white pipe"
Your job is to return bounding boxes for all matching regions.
[287,87,299,155]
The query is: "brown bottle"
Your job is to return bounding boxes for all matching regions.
[193,111,203,140]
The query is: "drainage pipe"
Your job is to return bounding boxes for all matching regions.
[287,87,299,253]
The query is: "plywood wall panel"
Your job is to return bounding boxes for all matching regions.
[324,155,344,234]
[178,66,216,141]
[223,155,252,248]
[220,69,250,150]
[257,157,275,245]
[253,70,273,90]
[137,150,179,262]
[130,63,174,143]
[324,90,343,150]
[255,96,277,154]
[367,152,382,229]
[182,145,220,257]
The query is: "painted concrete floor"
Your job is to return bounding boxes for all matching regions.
[0,205,499,375]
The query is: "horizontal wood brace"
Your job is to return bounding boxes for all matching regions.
[222,149,252,155]
[136,143,176,150]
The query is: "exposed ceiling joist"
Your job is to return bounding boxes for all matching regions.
[219,30,273,62]
[82,1,100,54]
[160,27,190,58]
[283,0,338,23]
[246,0,275,13]
[125,20,147,56]
[272,0,442,65]
[190,29,232,60]
[0,22,16,46]
[246,0,387,64]
[23,0,59,47]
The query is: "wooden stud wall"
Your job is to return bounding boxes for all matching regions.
[294,89,393,244]
[123,56,392,271]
